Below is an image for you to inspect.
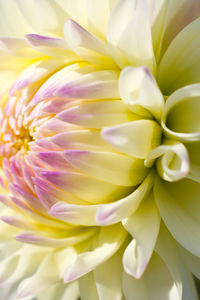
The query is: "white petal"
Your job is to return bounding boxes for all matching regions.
[0,37,40,58]
[160,0,200,56]
[56,0,88,30]
[155,225,182,300]
[117,0,155,72]
[0,0,31,37]
[79,272,99,300]
[106,0,136,68]
[64,224,126,282]
[17,248,77,297]
[158,18,200,94]
[178,245,200,281]
[119,66,164,120]
[122,193,160,278]
[145,141,190,182]
[25,34,79,59]
[94,249,123,300]
[64,19,116,68]
[17,0,68,36]
[154,177,200,257]
[87,0,116,40]
[123,251,181,300]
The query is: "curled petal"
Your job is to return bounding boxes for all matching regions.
[162,84,200,142]
[145,141,190,182]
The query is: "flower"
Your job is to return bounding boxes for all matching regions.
[0,0,200,299]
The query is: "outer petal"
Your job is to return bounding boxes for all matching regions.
[158,18,200,94]
[123,252,181,300]
[64,224,126,282]
[17,0,68,36]
[117,0,155,73]
[154,177,200,257]
[79,272,99,300]
[94,248,123,300]
[186,142,200,183]
[122,193,160,278]
[87,0,116,40]
[17,248,77,297]
[155,224,182,300]
[161,0,200,56]
[0,0,31,37]
[178,245,200,281]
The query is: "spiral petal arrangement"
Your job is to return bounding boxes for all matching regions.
[0,1,200,299]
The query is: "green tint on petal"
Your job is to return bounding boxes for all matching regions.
[178,245,200,281]
[79,272,99,300]
[186,141,200,183]
[158,18,200,94]
[162,84,200,142]
[180,265,199,300]
[154,177,200,257]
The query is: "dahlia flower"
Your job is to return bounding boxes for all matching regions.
[0,0,200,299]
